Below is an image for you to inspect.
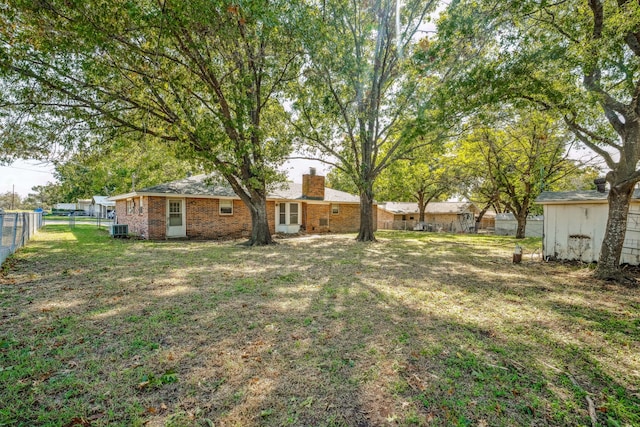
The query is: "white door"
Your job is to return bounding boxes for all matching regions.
[167,199,186,237]
[276,202,300,233]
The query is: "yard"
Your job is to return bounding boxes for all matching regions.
[1,226,639,426]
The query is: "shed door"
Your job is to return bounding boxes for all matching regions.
[167,199,186,238]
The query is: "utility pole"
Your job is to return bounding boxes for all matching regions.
[11,184,15,210]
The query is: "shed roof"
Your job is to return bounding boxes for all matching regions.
[379,201,476,215]
[109,174,361,203]
[536,189,640,204]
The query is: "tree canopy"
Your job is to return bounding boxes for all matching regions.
[431,0,640,277]
[1,0,310,245]
[293,0,442,241]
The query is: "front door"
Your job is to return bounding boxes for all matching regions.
[167,199,186,238]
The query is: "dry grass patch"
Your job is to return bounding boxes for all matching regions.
[1,226,639,426]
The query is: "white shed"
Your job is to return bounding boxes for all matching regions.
[536,190,640,265]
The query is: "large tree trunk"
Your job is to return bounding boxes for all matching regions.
[246,191,274,246]
[357,188,376,242]
[596,182,634,279]
[474,203,492,233]
[515,212,527,239]
[417,193,426,223]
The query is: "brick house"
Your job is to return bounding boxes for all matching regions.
[109,172,375,239]
[377,201,489,232]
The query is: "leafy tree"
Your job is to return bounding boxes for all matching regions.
[0,191,21,211]
[24,183,64,209]
[1,0,307,245]
[375,146,458,222]
[23,182,62,209]
[550,165,602,192]
[50,138,194,201]
[325,168,358,195]
[432,0,640,278]
[453,140,504,232]
[456,111,578,238]
[293,0,441,241]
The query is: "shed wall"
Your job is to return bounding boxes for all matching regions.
[542,202,640,265]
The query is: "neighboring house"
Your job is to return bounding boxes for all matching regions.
[109,172,375,239]
[91,196,115,218]
[54,203,77,211]
[77,199,92,214]
[536,189,640,265]
[377,201,479,232]
[494,213,543,237]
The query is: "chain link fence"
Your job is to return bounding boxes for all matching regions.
[0,212,43,265]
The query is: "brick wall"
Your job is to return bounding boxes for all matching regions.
[302,174,325,199]
[115,197,150,238]
[377,208,395,229]
[186,198,253,239]
[147,197,166,239]
[327,203,377,233]
[303,203,331,233]
[134,197,277,240]
[118,195,371,239]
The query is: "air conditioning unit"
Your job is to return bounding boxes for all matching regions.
[110,224,129,238]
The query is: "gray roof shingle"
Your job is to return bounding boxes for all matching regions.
[536,189,640,203]
[120,174,360,203]
[137,174,237,197]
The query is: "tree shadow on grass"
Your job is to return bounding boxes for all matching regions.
[1,229,639,426]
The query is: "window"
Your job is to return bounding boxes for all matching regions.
[278,203,299,225]
[138,196,144,215]
[126,199,135,215]
[279,204,286,225]
[219,200,233,215]
[290,203,299,225]
[331,204,339,215]
[319,218,328,226]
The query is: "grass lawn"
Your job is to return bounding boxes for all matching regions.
[1,226,639,426]
[43,216,112,223]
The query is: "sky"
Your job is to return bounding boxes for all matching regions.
[0,160,56,197]
[0,158,332,198]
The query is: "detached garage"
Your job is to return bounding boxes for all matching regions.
[536,189,640,265]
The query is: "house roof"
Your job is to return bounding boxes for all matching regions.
[92,195,115,206]
[379,201,476,215]
[536,189,640,204]
[109,174,361,203]
[269,182,360,203]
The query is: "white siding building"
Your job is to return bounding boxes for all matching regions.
[536,190,640,265]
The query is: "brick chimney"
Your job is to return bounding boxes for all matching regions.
[302,168,325,200]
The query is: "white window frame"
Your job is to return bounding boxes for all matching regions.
[126,199,135,215]
[219,199,233,215]
[331,204,340,215]
[289,203,299,225]
[278,202,300,225]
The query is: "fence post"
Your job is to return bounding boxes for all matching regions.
[11,213,18,252]
[22,213,29,247]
